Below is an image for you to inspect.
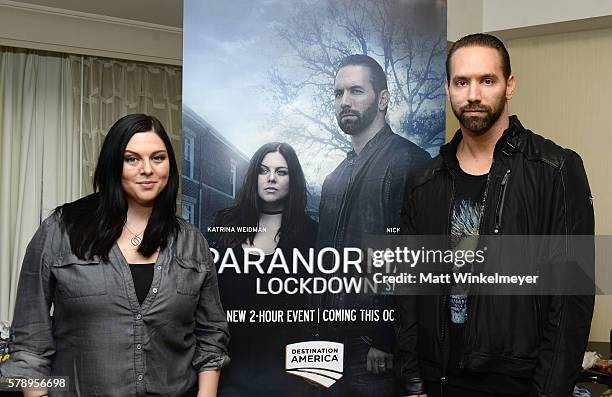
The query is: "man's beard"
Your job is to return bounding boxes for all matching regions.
[336,99,378,135]
[452,95,506,135]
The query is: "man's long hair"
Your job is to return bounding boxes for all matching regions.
[57,114,180,261]
[212,142,308,249]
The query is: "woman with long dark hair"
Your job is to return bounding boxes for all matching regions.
[1,114,229,397]
[209,142,317,397]
[212,142,314,252]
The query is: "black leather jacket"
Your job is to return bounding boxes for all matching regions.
[397,116,594,396]
[317,124,431,351]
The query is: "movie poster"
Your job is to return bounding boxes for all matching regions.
[182,0,446,395]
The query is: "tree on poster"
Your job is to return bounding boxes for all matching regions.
[264,0,446,157]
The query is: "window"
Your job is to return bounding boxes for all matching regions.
[181,200,195,224]
[230,159,237,198]
[183,133,195,179]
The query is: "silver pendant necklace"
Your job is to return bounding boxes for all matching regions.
[124,224,144,247]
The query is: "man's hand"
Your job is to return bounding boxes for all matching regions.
[197,369,220,397]
[366,346,393,374]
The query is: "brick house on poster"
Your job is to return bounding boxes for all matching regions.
[181,106,249,233]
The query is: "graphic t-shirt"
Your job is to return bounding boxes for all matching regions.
[447,163,487,376]
[449,196,485,325]
[446,159,532,394]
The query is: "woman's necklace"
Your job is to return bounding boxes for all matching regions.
[124,223,144,247]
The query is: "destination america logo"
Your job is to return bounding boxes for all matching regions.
[285,341,343,388]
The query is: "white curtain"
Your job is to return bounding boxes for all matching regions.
[76,56,182,195]
[0,48,77,323]
[0,50,182,323]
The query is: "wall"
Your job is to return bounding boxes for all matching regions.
[448,0,612,41]
[447,0,483,43]
[13,0,182,27]
[483,0,612,33]
[0,0,181,65]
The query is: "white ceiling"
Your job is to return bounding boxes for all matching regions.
[15,0,183,27]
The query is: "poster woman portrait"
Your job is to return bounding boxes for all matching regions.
[1,114,229,397]
[208,142,317,397]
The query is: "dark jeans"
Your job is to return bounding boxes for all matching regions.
[323,337,398,397]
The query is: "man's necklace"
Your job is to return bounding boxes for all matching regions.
[124,224,144,247]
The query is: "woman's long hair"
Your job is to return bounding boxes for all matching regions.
[57,114,180,260]
[213,142,307,249]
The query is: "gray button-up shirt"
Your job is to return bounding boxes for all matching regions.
[1,215,230,396]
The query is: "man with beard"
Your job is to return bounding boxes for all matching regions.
[317,54,430,396]
[397,34,594,397]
